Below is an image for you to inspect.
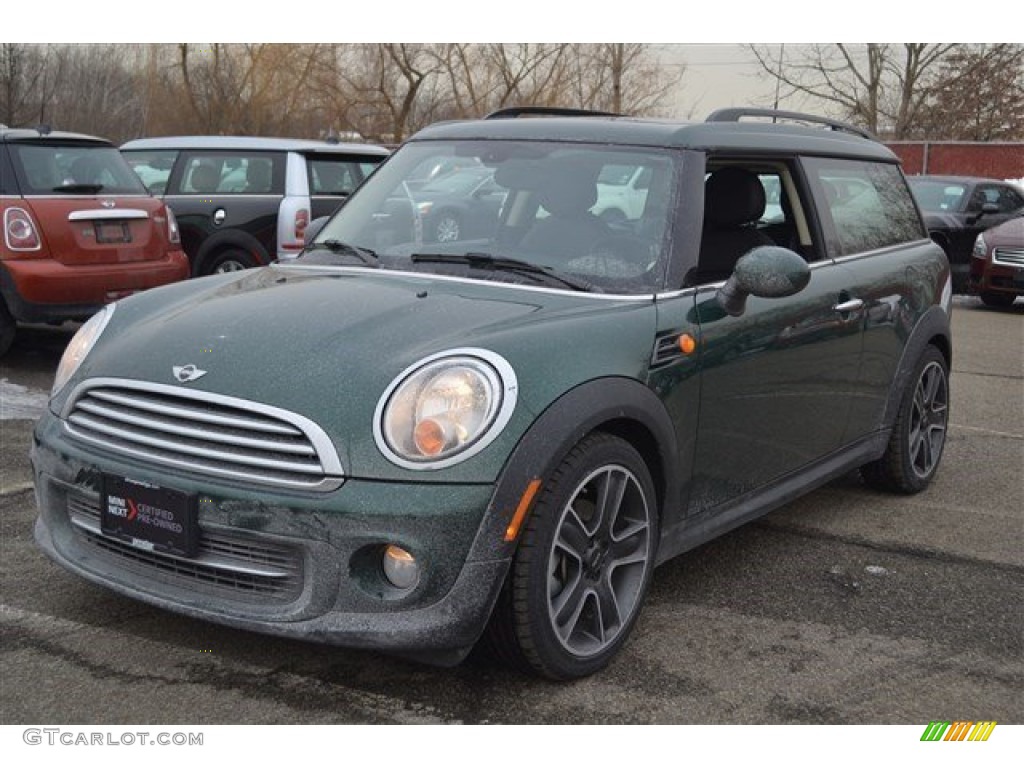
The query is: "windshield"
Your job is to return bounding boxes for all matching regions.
[299,140,677,294]
[11,143,149,195]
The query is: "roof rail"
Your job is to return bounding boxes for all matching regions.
[705,108,876,141]
[485,106,623,120]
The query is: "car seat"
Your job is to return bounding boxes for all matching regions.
[190,164,221,194]
[693,167,774,284]
[520,170,610,259]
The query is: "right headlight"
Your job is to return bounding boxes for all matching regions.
[52,304,115,397]
[374,349,518,470]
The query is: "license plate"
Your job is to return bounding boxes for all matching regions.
[101,475,197,557]
[95,221,132,244]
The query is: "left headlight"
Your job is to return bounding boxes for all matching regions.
[52,304,115,397]
[972,233,987,259]
[374,349,518,470]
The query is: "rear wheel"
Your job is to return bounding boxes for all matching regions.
[487,433,658,680]
[203,248,259,275]
[862,345,949,493]
[0,299,15,357]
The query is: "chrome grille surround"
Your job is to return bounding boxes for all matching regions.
[66,490,303,603]
[992,246,1024,268]
[61,378,344,492]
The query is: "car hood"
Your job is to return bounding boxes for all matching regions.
[62,265,657,482]
[984,216,1024,245]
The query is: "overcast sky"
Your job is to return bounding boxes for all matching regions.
[21,0,1004,123]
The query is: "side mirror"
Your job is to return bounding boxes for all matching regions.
[304,216,330,244]
[717,246,811,317]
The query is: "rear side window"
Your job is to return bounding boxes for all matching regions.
[9,143,148,195]
[805,158,925,257]
[173,152,284,195]
[969,184,1024,213]
[308,157,380,196]
[122,149,178,194]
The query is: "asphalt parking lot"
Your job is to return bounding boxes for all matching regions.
[0,296,1021,725]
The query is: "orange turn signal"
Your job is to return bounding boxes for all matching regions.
[678,333,697,355]
[504,479,542,542]
[413,419,445,456]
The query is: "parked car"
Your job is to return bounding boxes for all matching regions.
[592,163,652,223]
[969,214,1024,307]
[34,107,951,680]
[408,167,507,242]
[907,175,1024,293]
[0,127,188,357]
[120,136,389,275]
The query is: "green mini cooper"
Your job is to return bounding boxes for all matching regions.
[33,108,952,680]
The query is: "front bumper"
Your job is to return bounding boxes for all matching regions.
[969,258,1024,298]
[31,412,512,663]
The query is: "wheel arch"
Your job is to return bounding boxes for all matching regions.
[880,305,952,433]
[193,229,270,275]
[467,376,680,566]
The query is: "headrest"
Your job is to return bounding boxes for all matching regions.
[191,164,220,193]
[705,167,766,227]
[538,171,598,217]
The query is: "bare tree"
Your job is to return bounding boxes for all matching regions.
[45,45,146,141]
[0,43,63,127]
[913,44,1024,140]
[570,44,678,115]
[749,43,961,137]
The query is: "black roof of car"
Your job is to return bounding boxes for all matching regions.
[120,135,389,157]
[0,127,111,145]
[907,175,1011,185]
[411,113,898,163]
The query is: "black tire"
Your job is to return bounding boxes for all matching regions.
[862,345,949,494]
[202,248,259,275]
[979,291,1016,308]
[0,299,15,358]
[486,432,658,680]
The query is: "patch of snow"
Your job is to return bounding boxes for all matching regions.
[0,378,50,421]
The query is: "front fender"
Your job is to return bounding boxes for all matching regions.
[467,376,680,565]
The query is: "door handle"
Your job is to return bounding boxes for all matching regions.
[833,298,865,313]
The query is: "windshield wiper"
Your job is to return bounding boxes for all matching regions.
[53,183,104,194]
[410,252,599,292]
[305,239,379,266]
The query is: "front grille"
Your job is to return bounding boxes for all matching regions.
[62,378,343,491]
[67,492,303,602]
[993,247,1024,268]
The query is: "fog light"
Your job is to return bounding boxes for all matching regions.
[382,545,419,590]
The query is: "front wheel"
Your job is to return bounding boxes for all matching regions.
[433,211,461,242]
[862,345,949,493]
[487,433,658,680]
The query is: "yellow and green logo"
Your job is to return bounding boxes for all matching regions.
[920,721,997,742]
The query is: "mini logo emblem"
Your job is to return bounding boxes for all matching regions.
[172,364,207,383]
[101,199,116,209]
